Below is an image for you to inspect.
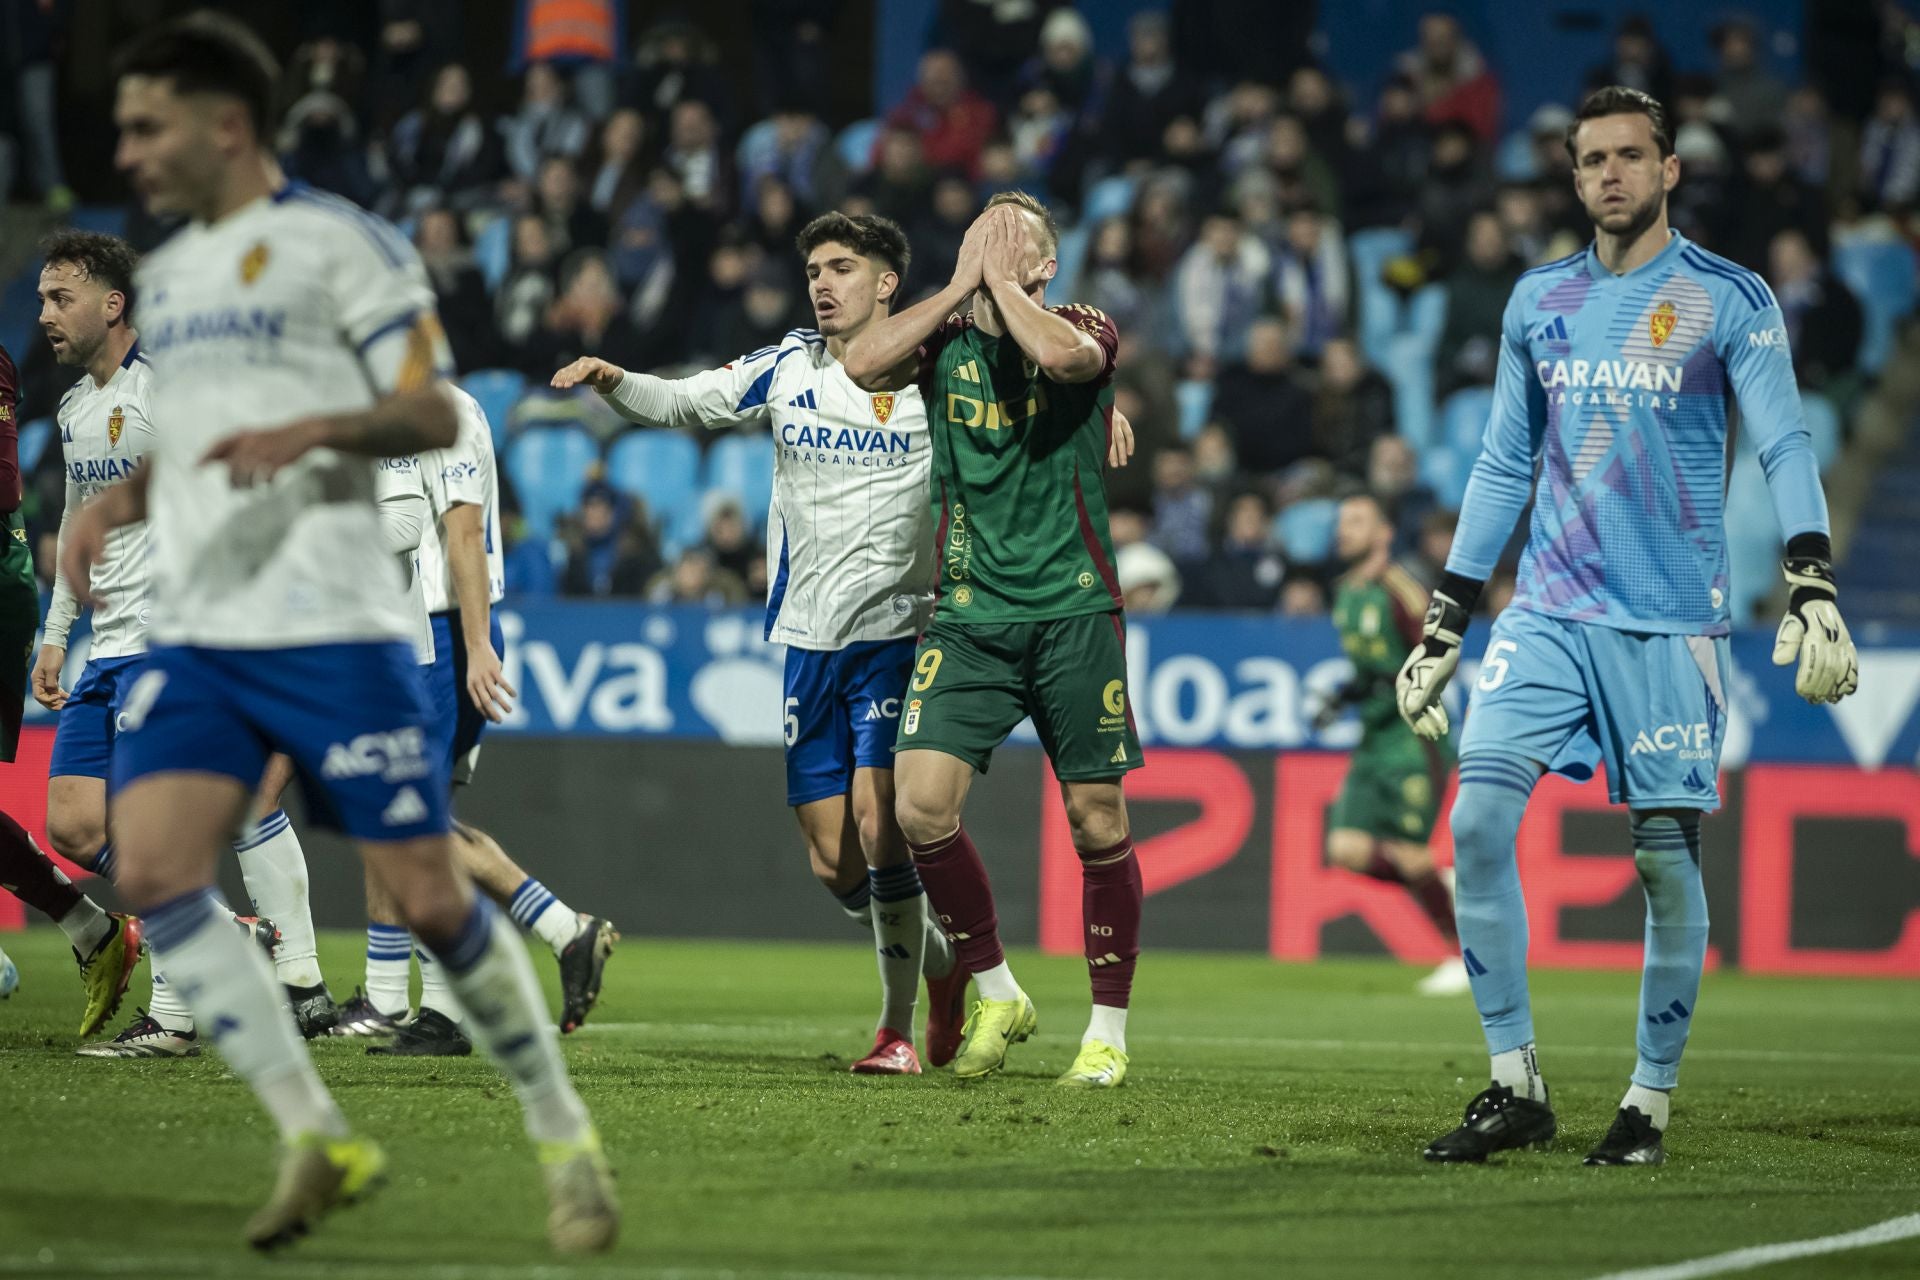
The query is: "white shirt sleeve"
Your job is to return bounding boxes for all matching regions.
[599,342,792,430]
[44,480,81,649]
[324,217,454,396]
[373,456,429,555]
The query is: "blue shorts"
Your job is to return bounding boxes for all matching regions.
[784,638,916,807]
[110,642,450,841]
[1461,608,1729,811]
[49,654,146,780]
[427,611,505,787]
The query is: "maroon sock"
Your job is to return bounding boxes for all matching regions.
[1408,869,1458,943]
[1079,836,1143,1008]
[908,825,1003,973]
[1361,841,1406,884]
[0,809,83,923]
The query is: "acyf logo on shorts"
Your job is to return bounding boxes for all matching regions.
[321,728,431,783]
[1628,722,1712,760]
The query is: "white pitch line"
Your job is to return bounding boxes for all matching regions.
[572,1023,1920,1066]
[1585,1212,1920,1280]
[0,1255,1076,1280]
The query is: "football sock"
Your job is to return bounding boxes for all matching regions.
[416,940,462,1018]
[143,887,346,1140]
[921,915,956,979]
[1408,869,1458,942]
[1359,843,1403,882]
[1623,1082,1670,1130]
[1491,1043,1546,1102]
[365,923,413,1016]
[1079,835,1142,1009]
[868,862,929,1035]
[92,842,117,881]
[57,894,112,959]
[907,825,1004,974]
[1085,1004,1128,1054]
[832,877,872,927]
[148,968,195,1033]
[507,876,585,957]
[1630,811,1708,1092]
[970,960,1021,1002]
[420,896,591,1146]
[1450,755,1540,1060]
[0,811,93,939]
[233,810,324,989]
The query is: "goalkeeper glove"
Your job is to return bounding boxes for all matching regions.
[1773,555,1858,704]
[1396,589,1470,741]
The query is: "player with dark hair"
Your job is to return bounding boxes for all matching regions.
[1401,85,1857,1166]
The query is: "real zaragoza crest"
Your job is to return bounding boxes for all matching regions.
[108,405,124,446]
[240,241,269,285]
[871,393,895,425]
[1648,300,1677,347]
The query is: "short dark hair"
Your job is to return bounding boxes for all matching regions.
[113,12,281,143]
[40,230,140,316]
[794,212,911,289]
[1566,85,1672,161]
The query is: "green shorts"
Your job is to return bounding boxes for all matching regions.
[893,612,1143,780]
[1328,737,1451,844]
[0,568,37,764]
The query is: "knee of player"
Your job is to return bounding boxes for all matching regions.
[1448,791,1516,865]
[1325,829,1371,870]
[44,810,105,865]
[894,792,956,848]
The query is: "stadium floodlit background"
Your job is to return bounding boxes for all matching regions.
[0,2,1917,1276]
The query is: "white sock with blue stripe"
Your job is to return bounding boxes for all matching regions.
[416,941,463,1019]
[365,923,413,1016]
[833,877,872,927]
[507,876,584,957]
[233,810,323,988]
[869,862,929,1036]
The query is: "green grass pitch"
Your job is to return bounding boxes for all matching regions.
[1,929,1916,1279]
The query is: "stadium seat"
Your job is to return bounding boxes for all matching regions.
[1419,441,1473,510]
[1174,379,1214,440]
[1441,386,1495,453]
[734,118,780,175]
[504,424,599,539]
[1380,334,1437,452]
[1831,237,1917,374]
[835,118,881,174]
[460,369,526,450]
[1275,497,1338,564]
[704,433,776,525]
[1799,391,1841,472]
[474,215,512,292]
[17,418,52,473]
[1081,174,1138,224]
[1348,227,1413,366]
[1724,453,1777,622]
[606,428,701,538]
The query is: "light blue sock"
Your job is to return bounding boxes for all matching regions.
[1629,811,1709,1092]
[1451,754,1541,1061]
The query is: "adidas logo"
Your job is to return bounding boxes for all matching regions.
[953,359,981,383]
[1531,315,1570,344]
[381,786,428,827]
[877,943,912,960]
[1647,998,1691,1026]
[1463,948,1489,977]
[1110,741,1127,764]
[1089,952,1124,967]
[785,388,819,409]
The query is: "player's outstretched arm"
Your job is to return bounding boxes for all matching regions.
[202,384,459,486]
[981,213,1106,384]
[840,211,990,391]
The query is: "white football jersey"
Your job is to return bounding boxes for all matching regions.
[134,182,453,650]
[414,386,505,615]
[47,346,156,658]
[608,329,933,650]
[372,453,436,665]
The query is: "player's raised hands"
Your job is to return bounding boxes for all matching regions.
[950,209,992,292]
[202,419,329,487]
[981,206,1024,287]
[551,356,627,394]
[1108,407,1135,468]
[30,645,67,711]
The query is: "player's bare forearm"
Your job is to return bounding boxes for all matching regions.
[91,464,150,529]
[321,385,459,456]
[984,279,1103,383]
[445,510,493,648]
[841,281,971,390]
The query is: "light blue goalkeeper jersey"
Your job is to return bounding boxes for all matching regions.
[1447,229,1829,637]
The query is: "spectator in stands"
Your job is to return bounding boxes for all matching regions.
[1288,66,1355,179]
[929,0,1047,110]
[746,2,834,118]
[562,480,663,598]
[688,239,759,363]
[744,176,807,272]
[737,104,833,208]
[1193,423,1240,495]
[1410,120,1493,279]
[665,99,732,212]
[1712,18,1786,141]
[857,126,935,229]
[1098,10,1203,171]
[1279,577,1328,615]
[279,88,377,209]
[286,36,367,129]
[1210,317,1316,476]
[497,212,561,358]
[705,262,806,369]
[0,0,69,211]
[1150,444,1212,566]
[1257,114,1343,218]
[1081,217,1156,339]
[369,0,464,133]
[1519,103,1575,185]
[528,250,650,378]
[610,165,679,301]
[512,0,622,119]
[1174,211,1272,375]
[1585,16,1673,112]
[1189,490,1286,611]
[911,174,978,305]
[1494,182,1554,264]
[386,63,503,217]
[533,154,611,258]
[587,108,653,219]
[1310,337,1394,480]
[648,546,748,606]
[1129,174,1194,284]
[1669,117,1735,247]
[630,18,735,130]
[1860,79,1920,212]
[1007,85,1075,194]
[1782,86,1834,190]
[1209,81,1284,171]
[1274,205,1348,359]
[1437,209,1521,390]
[1340,74,1427,232]
[882,49,997,181]
[1721,126,1827,271]
[1415,508,1457,584]
[501,61,592,184]
[700,493,759,584]
[1108,505,1150,550]
[1395,12,1500,143]
[1768,227,1864,393]
[1368,434,1437,554]
[414,208,498,371]
[1116,542,1182,615]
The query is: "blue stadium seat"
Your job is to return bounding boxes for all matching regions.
[474,215,512,292]
[605,429,701,537]
[836,119,881,174]
[460,369,526,450]
[704,433,776,525]
[734,118,780,175]
[1831,237,1918,374]
[1419,441,1473,510]
[1723,453,1777,623]
[1799,390,1841,472]
[1348,227,1413,366]
[1081,174,1138,224]
[1275,497,1338,564]
[1441,386,1495,453]
[1174,379,1214,440]
[17,418,53,474]
[504,424,599,538]
[1380,335,1437,452]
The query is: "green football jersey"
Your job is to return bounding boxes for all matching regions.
[0,348,32,598]
[915,304,1121,622]
[1331,560,1432,738]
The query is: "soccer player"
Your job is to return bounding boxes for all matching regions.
[0,339,142,1036]
[552,212,971,1074]
[31,229,343,1056]
[344,386,618,1054]
[74,15,616,1249]
[842,193,1143,1088]
[1398,87,1858,1166]
[1321,492,1465,996]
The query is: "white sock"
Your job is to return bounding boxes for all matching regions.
[922,918,956,979]
[234,811,323,989]
[143,888,346,1140]
[426,897,592,1146]
[506,876,585,957]
[56,895,111,957]
[1491,1043,1546,1101]
[868,864,929,1036]
[415,939,463,1019]
[972,960,1021,1003]
[365,923,413,1016]
[1623,1083,1670,1130]
[148,968,195,1033]
[1084,1003,1128,1054]
[834,878,873,927]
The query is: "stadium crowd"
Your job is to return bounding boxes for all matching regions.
[6,2,1915,618]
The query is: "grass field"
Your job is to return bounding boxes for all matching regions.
[1,928,1917,1280]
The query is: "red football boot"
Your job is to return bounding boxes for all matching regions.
[922,962,970,1068]
[850,1028,922,1075]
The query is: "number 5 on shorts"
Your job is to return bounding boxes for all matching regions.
[1478,639,1517,691]
[912,649,943,692]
